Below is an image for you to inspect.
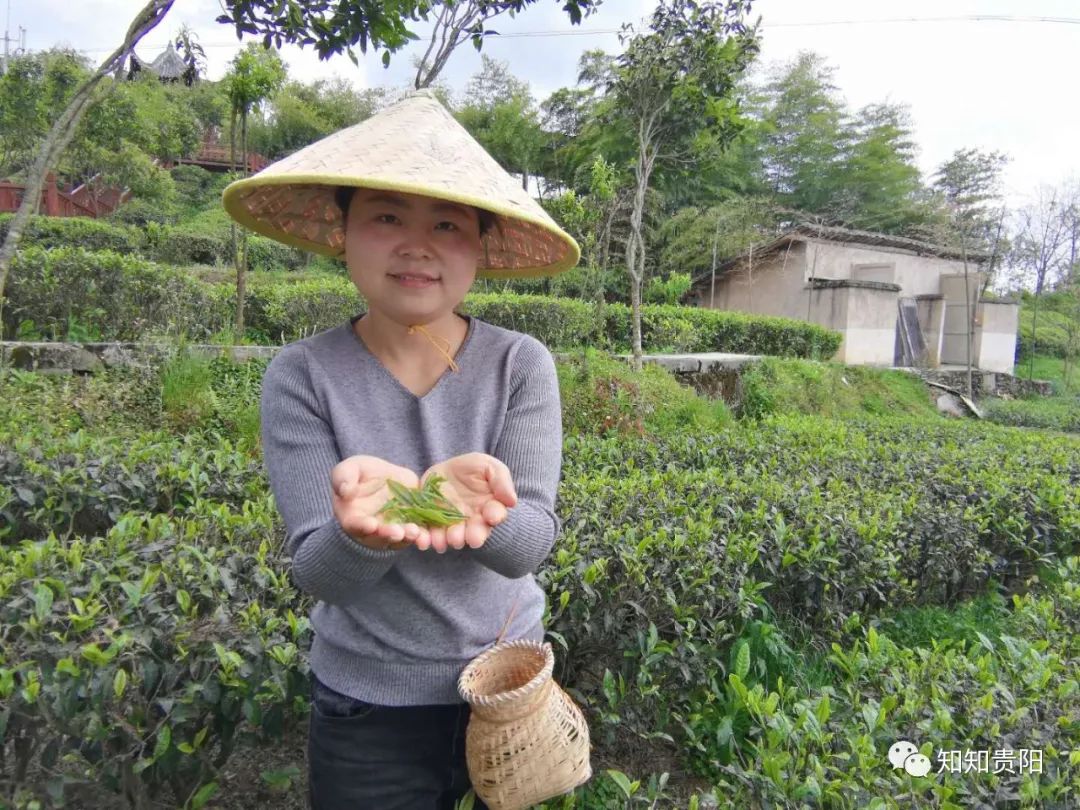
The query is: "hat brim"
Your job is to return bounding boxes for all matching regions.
[222,174,581,279]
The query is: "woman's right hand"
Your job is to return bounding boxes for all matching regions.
[330,456,428,551]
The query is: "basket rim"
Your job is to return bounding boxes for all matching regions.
[457,639,554,707]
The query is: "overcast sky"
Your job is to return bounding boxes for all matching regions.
[8,0,1079,208]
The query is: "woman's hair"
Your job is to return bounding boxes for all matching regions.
[335,186,495,238]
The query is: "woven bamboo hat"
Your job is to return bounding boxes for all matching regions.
[222,89,580,278]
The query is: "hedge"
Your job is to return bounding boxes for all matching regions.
[1,249,841,358]
[2,366,1078,806]
[0,213,144,255]
[3,247,232,342]
[146,225,305,272]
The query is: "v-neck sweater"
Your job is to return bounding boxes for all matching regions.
[259,314,563,705]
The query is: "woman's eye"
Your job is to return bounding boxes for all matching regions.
[375,214,399,224]
[435,221,460,232]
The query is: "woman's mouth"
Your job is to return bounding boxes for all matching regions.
[389,273,440,288]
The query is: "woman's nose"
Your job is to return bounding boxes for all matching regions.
[395,226,434,259]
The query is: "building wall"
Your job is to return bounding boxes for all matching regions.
[694,242,807,319]
[975,301,1019,374]
[803,284,898,365]
[687,237,1019,372]
[916,296,946,367]
[803,241,978,295]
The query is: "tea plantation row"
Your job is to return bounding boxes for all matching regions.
[1,362,1078,808]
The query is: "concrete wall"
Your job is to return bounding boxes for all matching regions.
[842,286,898,365]
[804,283,899,365]
[686,237,1017,371]
[916,296,946,367]
[975,301,1019,374]
[693,241,808,319]
[804,240,978,296]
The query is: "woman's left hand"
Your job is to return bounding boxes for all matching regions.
[418,453,518,553]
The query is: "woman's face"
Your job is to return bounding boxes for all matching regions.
[344,188,482,325]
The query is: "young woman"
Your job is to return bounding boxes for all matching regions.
[223,90,580,809]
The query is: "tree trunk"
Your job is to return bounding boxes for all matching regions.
[0,0,175,334]
[235,110,249,337]
[1028,289,1040,381]
[961,240,973,399]
[709,216,720,309]
[747,243,754,314]
[626,151,651,373]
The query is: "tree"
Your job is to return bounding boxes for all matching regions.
[1011,185,1075,380]
[174,24,207,86]
[456,57,547,193]
[223,43,286,335]
[838,102,926,233]
[657,195,777,286]
[218,0,600,89]
[0,0,176,324]
[610,0,758,370]
[0,50,93,180]
[758,51,847,219]
[932,147,1010,292]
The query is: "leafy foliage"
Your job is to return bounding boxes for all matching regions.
[2,356,1079,807]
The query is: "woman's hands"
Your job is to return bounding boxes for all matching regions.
[331,453,517,554]
[331,456,430,551]
[418,453,518,553]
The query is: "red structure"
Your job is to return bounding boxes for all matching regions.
[0,136,269,219]
[0,172,126,218]
[165,132,269,174]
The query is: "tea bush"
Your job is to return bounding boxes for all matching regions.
[983,395,1080,434]
[3,247,232,342]
[2,251,840,357]
[3,361,1079,807]
[0,214,144,255]
[146,226,305,273]
[0,503,311,809]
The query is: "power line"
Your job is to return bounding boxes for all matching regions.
[59,13,1080,55]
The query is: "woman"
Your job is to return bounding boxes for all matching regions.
[223,89,580,809]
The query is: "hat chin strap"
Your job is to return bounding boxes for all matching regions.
[407,324,460,373]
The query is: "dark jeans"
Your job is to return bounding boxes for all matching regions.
[308,676,488,810]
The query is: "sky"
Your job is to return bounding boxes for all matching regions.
[6,0,1080,209]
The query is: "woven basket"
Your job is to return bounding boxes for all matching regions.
[458,640,591,810]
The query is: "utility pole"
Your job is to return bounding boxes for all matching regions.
[2,0,26,76]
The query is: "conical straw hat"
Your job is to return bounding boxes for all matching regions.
[222,89,580,278]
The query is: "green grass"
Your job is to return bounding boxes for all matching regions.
[983,394,1080,433]
[876,590,1017,651]
[738,357,940,420]
[1012,352,1080,395]
[556,347,732,438]
[160,350,218,430]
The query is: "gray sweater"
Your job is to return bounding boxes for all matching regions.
[259,314,563,705]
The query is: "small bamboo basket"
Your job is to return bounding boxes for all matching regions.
[457,639,592,810]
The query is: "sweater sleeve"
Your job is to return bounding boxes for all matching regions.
[261,345,399,604]
[471,336,563,579]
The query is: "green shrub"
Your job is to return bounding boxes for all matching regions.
[983,395,1080,433]
[148,225,229,266]
[0,430,266,544]
[0,213,144,254]
[3,365,1080,807]
[461,292,605,351]
[249,276,361,343]
[3,247,231,341]
[105,198,178,228]
[556,347,730,439]
[549,418,1080,771]
[0,503,311,809]
[246,235,306,273]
